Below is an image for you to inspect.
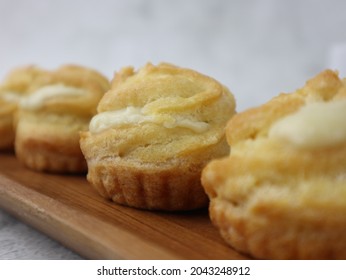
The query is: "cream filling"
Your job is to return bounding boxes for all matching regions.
[89,106,210,134]
[0,91,22,103]
[20,84,86,110]
[269,99,346,148]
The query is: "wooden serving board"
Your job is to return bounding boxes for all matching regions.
[0,153,249,260]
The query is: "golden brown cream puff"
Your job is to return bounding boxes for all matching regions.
[15,64,109,173]
[0,66,44,150]
[202,70,346,259]
[80,63,236,210]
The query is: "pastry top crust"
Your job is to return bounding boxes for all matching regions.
[19,64,110,117]
[99,63,231,112]
[0,65,44,94]
[226,69,344,146]
[1,64,109,118]
[82,63,236,162]
[0,65,44,114]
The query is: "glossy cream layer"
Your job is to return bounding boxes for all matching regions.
[89,106,210,133]
[0,92,22,103]
[20,84,86,110]
[269,100,346,148]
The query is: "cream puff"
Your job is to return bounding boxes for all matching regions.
[80,63,236,210]
[15,64,109,173]
[202,69,346,259]
[0,66,43,150]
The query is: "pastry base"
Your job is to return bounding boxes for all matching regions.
[0,120,14,151]
[15,136,87,173]
[209,194,346,260]
[0,104,16,151]
[14,112,88,173]
[87,158,209,211]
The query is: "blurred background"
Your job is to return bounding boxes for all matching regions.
[1,0,346,259]
[1,0,346,111]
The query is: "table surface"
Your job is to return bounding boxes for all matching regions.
[0,154,250,260]
[1,0,346,259]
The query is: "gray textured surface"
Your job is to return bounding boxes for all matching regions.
[1,0,346,259]
[0,210,81,259]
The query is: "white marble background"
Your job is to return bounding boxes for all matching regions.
[0,0,346,259]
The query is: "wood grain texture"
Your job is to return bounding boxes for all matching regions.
[0,154,249,260]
